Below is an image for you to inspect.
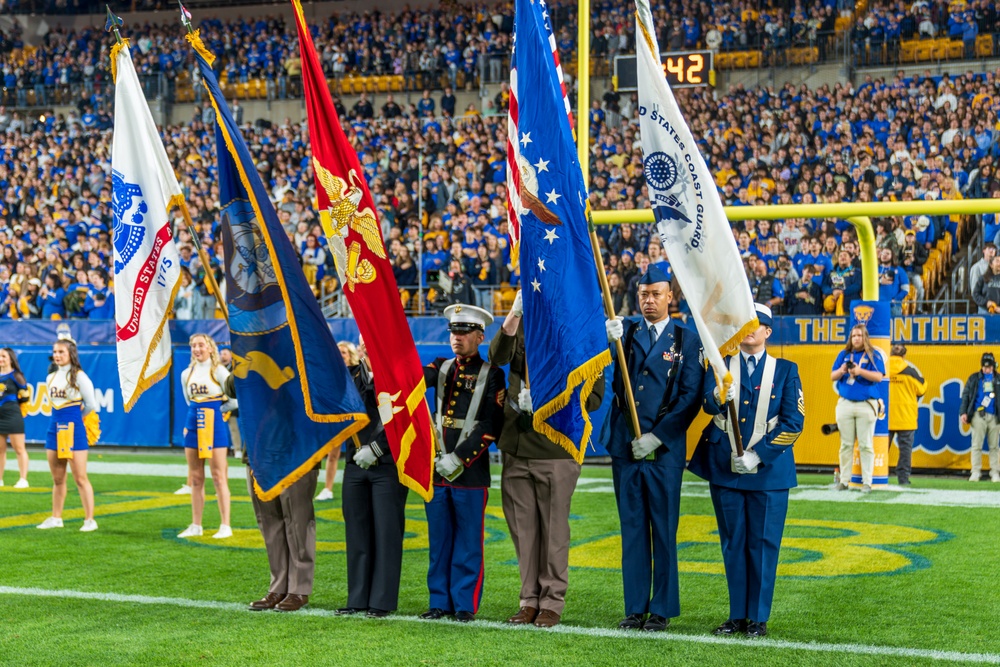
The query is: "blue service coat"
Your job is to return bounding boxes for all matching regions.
[608,317,705,465]
[689,352,803,491]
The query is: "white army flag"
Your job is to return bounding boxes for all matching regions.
[110,41,184,410]
[634,0,758,383]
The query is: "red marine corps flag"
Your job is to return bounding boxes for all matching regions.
[291,0,435,501]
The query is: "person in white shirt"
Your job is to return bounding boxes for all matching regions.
[177,334,235,540]
[37,340,99,532]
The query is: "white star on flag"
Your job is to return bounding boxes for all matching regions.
[520,132,532,147]
[534,157,549,172]
[531,278,542,291]
[537,258,546,271]
[545,189,561,204]
[544,228,559,244]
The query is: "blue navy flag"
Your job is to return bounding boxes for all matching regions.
[509,0,611,461]
[188,32,368,500]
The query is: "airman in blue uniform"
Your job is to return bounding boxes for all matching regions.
[604,266,705,632]
[689,303,804,638]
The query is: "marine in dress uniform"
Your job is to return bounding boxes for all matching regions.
[225,372,318,614]
[689,304,804,638]
[421,304,506,623]
[490,291,605,629]
[336,358,410,618]
[604,267,706,632]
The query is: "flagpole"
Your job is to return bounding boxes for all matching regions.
[179,1,229,325]
[418,152,424,314]
[575,0,641,441]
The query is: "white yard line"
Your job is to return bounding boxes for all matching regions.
[7,460,1000,508]
[0,586,995,664]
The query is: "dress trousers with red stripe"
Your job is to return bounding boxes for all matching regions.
[423,354,506,615]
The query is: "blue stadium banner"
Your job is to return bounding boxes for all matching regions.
[189,31,368,500]
[509,0,611,462]
[15,347,170,447]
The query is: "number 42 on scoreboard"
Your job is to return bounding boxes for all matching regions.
[612,50,714,91]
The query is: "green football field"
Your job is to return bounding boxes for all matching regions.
[2,449,999,666]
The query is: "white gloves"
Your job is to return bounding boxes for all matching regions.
[518,387,533,413]
[435,452,463,479]
[631,433,661,459]
[606,317,624,343]
[732,450,761,474]
[511,290,523,317]
[713,383,737,405]
[354,445,378,469]
[220,398,239,414]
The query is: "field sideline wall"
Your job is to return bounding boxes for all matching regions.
[2,316,994,472]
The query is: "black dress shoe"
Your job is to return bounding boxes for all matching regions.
[454,611,475,623]
[366,609,390,618]
[712,619,747,635]
[618,614,645,630]
[746,621,768,637]
[420,608,451,620]
[642,614,669,632]
[334,607,367,616]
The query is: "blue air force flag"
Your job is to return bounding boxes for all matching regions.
[188,32,368,500]
[510,0,611,462]
[634,0,757,382]
[110,41,183,411]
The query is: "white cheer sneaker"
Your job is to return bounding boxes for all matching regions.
[315,488,334,501]
[178,524,203,538]
[80,519,98,532]
[212,525,233,539]
[174,484,193,495]
[13,478,29,489]
[37,517,64,529]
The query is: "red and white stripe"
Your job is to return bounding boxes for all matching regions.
[505,11,575,262]
[506,67,523,258]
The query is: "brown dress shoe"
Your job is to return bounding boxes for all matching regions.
[249,592,285,611]
[275,594,309,612]
[506,606,538,624]
[533,609,561,628]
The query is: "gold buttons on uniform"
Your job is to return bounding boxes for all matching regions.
[638,385,644,391]
[740,418,746,423]
[450,400,456,406]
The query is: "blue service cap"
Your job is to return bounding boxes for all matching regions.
[638,265,671,285]
[755,303,773,328]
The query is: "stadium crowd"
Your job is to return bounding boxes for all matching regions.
[3,0,1000,320]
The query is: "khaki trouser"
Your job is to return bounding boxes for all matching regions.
[970,412,1000,477]
[248,469,318,596]
[836,397,879,486]
[500,452,581,615]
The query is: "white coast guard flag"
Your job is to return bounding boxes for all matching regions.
[634,0,757,382]
[110,42,184,411]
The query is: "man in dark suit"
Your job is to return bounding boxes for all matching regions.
[689,303,803,638]
[604,266,705,632]
[421,304,506,623]
[490,290,604,629]
[335,341,410,618]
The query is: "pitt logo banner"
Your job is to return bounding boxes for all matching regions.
[188,32,368,501]
[291,0,435,501]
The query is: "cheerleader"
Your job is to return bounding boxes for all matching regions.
[37,339,98,531]
[0,347,30,488]
[178,334,233,539]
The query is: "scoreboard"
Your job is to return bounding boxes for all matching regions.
[613,50,714,91]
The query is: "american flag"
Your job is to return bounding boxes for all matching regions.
[506,0,610,462]
[506,0,574,266]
